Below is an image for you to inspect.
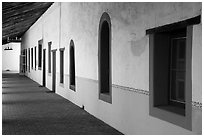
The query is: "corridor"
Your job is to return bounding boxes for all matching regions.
[2,73,122,135]
[2,2,202,134]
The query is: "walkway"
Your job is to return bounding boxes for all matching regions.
[2,73,122,135]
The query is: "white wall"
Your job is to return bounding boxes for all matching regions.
[2,42,21,72]
[21,2,202,134]
[21,3,60,87]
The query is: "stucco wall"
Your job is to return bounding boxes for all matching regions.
[21,3,60,86]
[2,42,20,72]
[21,2,202,134]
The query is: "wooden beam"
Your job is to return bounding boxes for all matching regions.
[2,2,53,43]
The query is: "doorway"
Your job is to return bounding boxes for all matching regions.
[52,50,56,92]
[42,49,46,86]
[98,12,112,103]
[69,40,75,91]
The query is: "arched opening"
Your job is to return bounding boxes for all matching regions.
[98,12,112,103]
[69,40,75,91]
[59,48,65,84]
[100,21,110,94]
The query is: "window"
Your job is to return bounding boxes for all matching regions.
[48,42,52,73]
[60,48,65,84]
[35,46,36,70]
[169,35,186,107]
[98,12,112,103]
[28,48,30,72]
[151,28,187,114]
[22,49,26,72]
[69,40,75,91]
[147,15,200,130]
[25,49,27,71]
[31,48,33,69]
[38,40,43,70]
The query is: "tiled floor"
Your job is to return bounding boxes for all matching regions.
[2,73,122,135]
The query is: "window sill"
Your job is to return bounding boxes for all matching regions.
[156,105,185,116]
[150,105,191,130]
[59,83,64,88]
[99,93,112,104]
[70,85,75,91]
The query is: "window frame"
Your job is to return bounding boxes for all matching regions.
[25,49,27,71]
[38,40,43,70]
[28,48,30,72]
[35,46,37,70]
[169,36,186,107]
[59,48,65,84]
[48,42,52,74]
[31,48,33,69]
[147,15,201,130]
[98,12,112,104]
[69,40,76,91]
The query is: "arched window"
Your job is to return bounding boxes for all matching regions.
[98,12,112,103]
[69,40,75,91]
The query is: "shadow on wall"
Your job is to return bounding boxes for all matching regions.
[130,36,147,56]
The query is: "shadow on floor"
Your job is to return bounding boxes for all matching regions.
[2,73,123,135]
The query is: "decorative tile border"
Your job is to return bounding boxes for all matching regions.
[112,84,202,109]
[192,101,202,109]
[76,76,202,109]
[112,84,149,96]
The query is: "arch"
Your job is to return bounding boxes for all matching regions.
[69,39,75,91]
[98,12,112,103]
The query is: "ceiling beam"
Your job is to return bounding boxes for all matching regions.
[2,2,53,45]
